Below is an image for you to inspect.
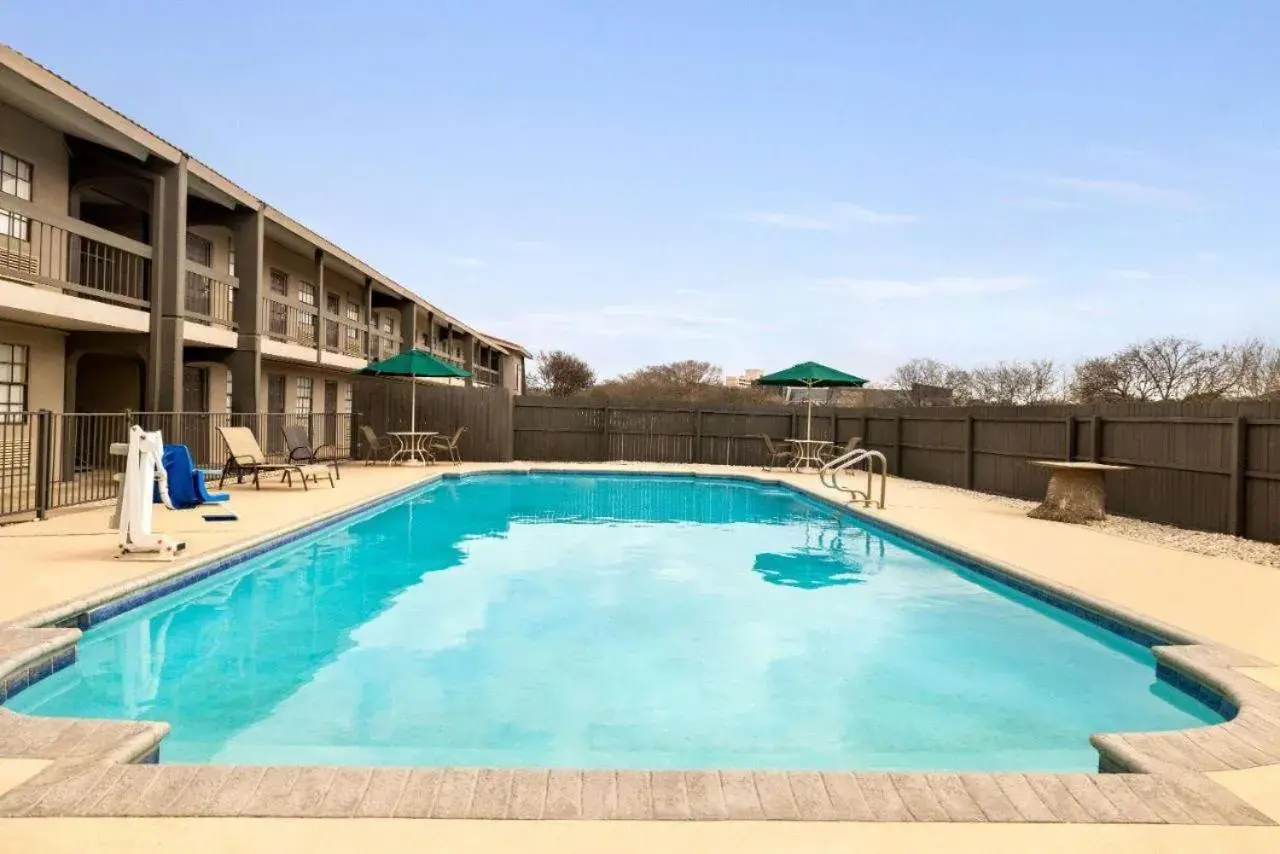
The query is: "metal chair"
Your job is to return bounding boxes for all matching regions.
[428,426,467,465]
[282,424,341,481]
[758,434,794,471]
[359,425,395,465]
[820,436,863,464]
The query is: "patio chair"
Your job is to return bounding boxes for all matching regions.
[428,426,467,465]
[217,426,334,491]
[758,434,794,471]
[282,424,341,481]
[820,436,863,464]
[360,425,395,465]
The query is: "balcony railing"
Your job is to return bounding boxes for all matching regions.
[323,317,367,359]
[369,331,401,362]
[263,297,319,348]
[0,196,151,309]
[185,263,238,329]
[474,366,501,387]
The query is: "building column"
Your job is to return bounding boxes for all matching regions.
[314,249,326,365]
[464,333,476,387]
[147,158,188,411]
[363,277,376,356]
[229,208,265,413]
[399,297,416,353]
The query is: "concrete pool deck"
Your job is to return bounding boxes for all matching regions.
[2,462,1280,850]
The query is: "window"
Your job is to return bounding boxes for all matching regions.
[185,232,212,266]
[381,314,393,333]
[269,268,288,297]
[0,343,28,423]
[296,376,314,416]
[344,382,353,413]
[268,300,288,335]
[326,293,340,315]
[345,302,361,322]
[228,241,236,277]
[225,369,234,412]
[299,282,316,306]
[0,150,33,241]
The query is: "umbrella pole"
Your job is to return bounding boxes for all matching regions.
[410,378,418,461]
[806,381,814,442]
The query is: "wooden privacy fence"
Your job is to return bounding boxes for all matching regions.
[512,396,1280,543]
[354,379,514,463]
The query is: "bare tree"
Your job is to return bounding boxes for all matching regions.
[967,359,1061,405]
[530,350,595,397]
[593,360,777,403]
[888,358,972,404]
[1227,339,1280,399]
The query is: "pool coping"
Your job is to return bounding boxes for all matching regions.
[1,463,1279,825]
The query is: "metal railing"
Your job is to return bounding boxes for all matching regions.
[263,298,320,347]
[0,410,354,521]
[0,196,151,308]
[185,263,238,328]
[369,331,401,362]
[324,318,368,359]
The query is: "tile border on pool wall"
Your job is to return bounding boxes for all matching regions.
[3,463,1280,824]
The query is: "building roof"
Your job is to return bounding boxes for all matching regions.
[0,42,525,356]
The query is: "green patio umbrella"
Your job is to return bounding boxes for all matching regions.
[755,361,868,442]
[358,348,471,438]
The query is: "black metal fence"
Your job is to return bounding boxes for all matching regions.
[0,411,354,521]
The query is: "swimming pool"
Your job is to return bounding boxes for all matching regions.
[7,472,1223,771]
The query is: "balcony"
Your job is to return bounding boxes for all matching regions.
[369,330,401,362]
[323,316,367,360]
[263,297,319,348]
[184,265,238,329]
[0,196,151,310]
[474,365,501,387]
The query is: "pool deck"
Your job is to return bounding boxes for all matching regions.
[3,461,1280,851]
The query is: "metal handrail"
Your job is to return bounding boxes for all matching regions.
[820,448,887,508]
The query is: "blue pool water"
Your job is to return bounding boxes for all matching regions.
[8,473,1222,771]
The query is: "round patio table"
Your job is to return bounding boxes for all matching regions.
[1027,460,1132,523]
[788,438,832,472]
[387,431,439,466]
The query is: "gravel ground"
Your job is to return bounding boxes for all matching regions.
[905,480,1280,569]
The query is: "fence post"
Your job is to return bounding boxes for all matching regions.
[694,409,702,464]
[964,413,975,490]
[893,413,903,475]
[351,410,361,461]
[1090,415,1103,462]
[601,401,610,462]
[830,409,838,444]
[860,414,868,444]
[33,409,52,520]
[1065,415,1077,462]
[1228,415,1248,536]
[789,411,797,441]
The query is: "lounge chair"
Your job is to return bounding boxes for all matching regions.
[820,436,863,464]
[429,426,467,465]
[360,425,395,465]
[758,434,794,471]
[282,424,341,481]
[217,426,334,490]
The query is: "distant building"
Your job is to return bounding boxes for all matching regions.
[724,368,763,388]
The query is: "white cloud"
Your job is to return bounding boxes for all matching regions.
[1107,268,1153,280]
[736,211,837,230]
[447,256,489,269]
[819,275,1033,302]
[1039,176,1196,207]
[735,202,917,230]
[1001,196,1085,212]
[521,292,755,341]
[832,203,919,225]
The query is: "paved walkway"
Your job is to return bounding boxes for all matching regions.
[2,462,1280,850]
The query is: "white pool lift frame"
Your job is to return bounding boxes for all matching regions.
[109,425,185,558]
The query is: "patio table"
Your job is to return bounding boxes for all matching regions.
[788,438,832,472]
[1027,460,1131,523]
[387,431,439,466]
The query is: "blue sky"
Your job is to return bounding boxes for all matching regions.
[8,1,1279,380]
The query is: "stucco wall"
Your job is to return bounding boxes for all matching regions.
[0,102,69,218]
[0,320,65,412]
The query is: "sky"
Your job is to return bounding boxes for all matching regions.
[7,1,1280,381]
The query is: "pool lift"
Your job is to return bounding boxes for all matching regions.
[819,447,887,509]
[109,425,186,559]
